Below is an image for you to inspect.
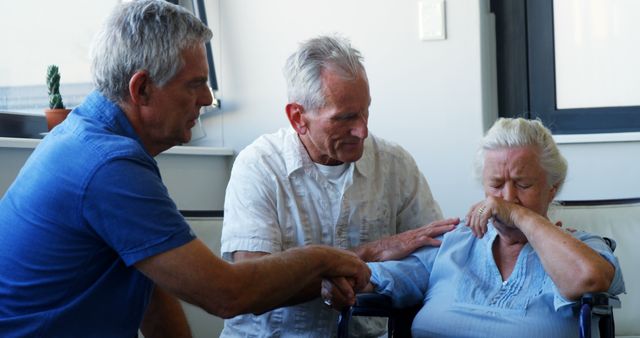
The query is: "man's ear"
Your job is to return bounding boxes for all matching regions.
[128,71,152,106]
[286,103,308,134]
[549,184,559,201]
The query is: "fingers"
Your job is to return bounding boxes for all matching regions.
[466,201,491,238]
[368,218,459,262]
[323,247,370,291]
[352,262,371,291]
[321,277,356,310]
[405,217,459,246]
[414,236,442,247]
[427,217,462,228]
[421,217,460,236]
[465,201,485,224]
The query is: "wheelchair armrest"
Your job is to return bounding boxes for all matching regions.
[339,293,394,328]
[355,293,393,307]
[581,292,621,316]
[579,292,621,338]
[338,293,420,338]
[338,293,392,338]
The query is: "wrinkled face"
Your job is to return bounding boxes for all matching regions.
[299,69,371,165]
[143,44,212,150]
[483,146,557,217]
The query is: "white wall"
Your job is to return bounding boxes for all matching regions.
[199,0,492,216]
[198,0,640,216]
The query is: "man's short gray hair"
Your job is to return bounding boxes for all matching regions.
[90,0,213,102]
[474,118,568,191]
[283,35,366,112]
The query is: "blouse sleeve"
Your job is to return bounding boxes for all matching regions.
[368,245,439,308]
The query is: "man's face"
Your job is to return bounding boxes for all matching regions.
[298,69,371,165]
[142,44,212,151]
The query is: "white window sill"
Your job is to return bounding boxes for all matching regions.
[553,132,640,144]
[0,137,234,156]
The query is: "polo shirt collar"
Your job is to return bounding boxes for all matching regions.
[82,90,144,148]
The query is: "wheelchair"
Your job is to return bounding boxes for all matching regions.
[337,291,620,338]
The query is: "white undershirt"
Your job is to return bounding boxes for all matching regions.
[314,162,351,194]
[314,162,352,225]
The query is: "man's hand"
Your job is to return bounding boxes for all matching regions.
[320,276,376,311]
[355,218,459,262]
[309,246,371,293]
[320,277,356,310]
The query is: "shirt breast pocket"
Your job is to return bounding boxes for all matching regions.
[357,203,393,243]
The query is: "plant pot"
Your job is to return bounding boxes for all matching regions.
[44,108,72,131]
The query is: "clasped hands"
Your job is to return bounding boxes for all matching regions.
[321,218,460,310]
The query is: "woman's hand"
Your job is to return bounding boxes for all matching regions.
[465,196,530,238]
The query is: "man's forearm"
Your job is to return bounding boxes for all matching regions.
[137,241,368,319]
[225,246,350,315]
[231,250,323,307]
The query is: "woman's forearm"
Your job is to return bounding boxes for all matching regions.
[515,210,614,300]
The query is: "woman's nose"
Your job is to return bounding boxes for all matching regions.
[502,182,520,204]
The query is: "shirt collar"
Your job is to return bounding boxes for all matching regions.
[78,90,143,148]
[283,129,373,179]
[354,136,373,178]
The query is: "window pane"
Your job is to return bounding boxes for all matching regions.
[554,0,640,109]
[0,0,119,114]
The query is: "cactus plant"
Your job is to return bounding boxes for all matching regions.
[46,65,65,109]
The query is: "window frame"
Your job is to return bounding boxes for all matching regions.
[493,0,640,134]
[170,0,219,91]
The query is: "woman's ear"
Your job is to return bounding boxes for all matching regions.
[128,71,151,106]
[286,103,308,134]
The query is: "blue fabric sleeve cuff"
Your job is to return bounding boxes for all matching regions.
[120,227,196,266]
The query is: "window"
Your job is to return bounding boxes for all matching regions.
[0,0,118,114]
[170,0,219,93]
[0,0,218,115]
[492,0,640,134]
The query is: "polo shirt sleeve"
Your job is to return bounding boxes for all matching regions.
[83,158,195,266]
[220,151,283,260]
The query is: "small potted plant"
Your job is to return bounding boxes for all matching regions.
[44,65,72,131]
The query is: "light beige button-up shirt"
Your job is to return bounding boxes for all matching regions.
[221,128,442,338]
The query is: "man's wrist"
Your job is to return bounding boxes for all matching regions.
[352,242,377,262]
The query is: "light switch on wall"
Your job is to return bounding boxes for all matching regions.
[418,0,446,41]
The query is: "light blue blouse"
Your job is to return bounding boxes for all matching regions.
[369,222,625,338]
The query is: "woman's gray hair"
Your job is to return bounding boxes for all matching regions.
[283,35,366,112]
[474,118,568,191]
[90,0,212,102]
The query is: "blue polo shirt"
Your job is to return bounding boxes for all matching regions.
[0,91,196,337]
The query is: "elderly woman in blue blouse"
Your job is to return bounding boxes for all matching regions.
[323,118,625,337]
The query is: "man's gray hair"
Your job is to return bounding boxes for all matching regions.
[474,118,568,191]
[283,35,366,112]
[90,0,213,102]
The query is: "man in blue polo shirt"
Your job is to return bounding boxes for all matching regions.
[0,1,369,336]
